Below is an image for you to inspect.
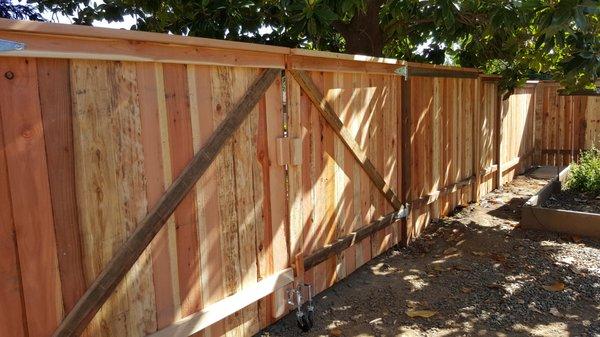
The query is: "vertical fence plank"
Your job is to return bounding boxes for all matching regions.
[187,64,227,336]
[263,73,289,319]
[37,58,87,313]
[0,97,28,337]
[209,66,244,336]
[230,67,260,335]
[72,60,159,337]
[163,63,203,320]
[137,62,181,329]
[0,57,63,337]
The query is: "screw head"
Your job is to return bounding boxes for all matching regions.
[4,71,14,80]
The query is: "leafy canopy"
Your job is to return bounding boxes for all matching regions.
[8,0,600,91]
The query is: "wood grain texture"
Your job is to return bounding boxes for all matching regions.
[147,268,294,337]
[531,83,599,166]
[187,64,226,336]
[0,57,63,337]
[289,70,403,211]
[0,97,28,337]
[71,60,157,337]
[137,62,181,328]
[163,63,202,318]
[37,58,87,313]
[53,66,279,337]
[263,73,289,320]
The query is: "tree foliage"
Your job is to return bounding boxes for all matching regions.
[0,0,44,20]
[6,0,600,91]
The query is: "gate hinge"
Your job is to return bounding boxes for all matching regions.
[395,66,408,80]
[276,137,302,166]
[0,39,25,52]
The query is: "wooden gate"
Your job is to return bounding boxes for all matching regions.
[0,48,291,337]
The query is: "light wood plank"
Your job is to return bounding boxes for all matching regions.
[147,269,293,337]
[137,62,181,329]
[289,70,403,211]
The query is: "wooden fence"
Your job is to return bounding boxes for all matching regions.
[532,82,600,166]
[0,19,539,337]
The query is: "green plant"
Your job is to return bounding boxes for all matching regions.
[567,147,600,195]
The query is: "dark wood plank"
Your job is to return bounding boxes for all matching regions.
[52,67,280,337]
[303,210,404,270]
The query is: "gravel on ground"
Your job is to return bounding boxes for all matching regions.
[257,174,600,337]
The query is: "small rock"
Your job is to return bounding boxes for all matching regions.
[328,328,342,337]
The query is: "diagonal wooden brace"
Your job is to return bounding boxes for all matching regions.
[288,69,403,211]
[52,68,280,337]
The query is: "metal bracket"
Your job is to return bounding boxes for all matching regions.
[393,203,410,220]
[395,66,408,80]
[276,137,302,166]
[0,39,25,52]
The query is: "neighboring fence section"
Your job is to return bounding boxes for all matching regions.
[0,19,547,337]
[499,84,536,184]
[532,82,600,166]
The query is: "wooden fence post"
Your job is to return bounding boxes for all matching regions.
[400,76,412,245]
[473,76,482,202]
[495,90,503,188]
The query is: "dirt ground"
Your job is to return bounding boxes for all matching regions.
[258,174,600,337]
[543,188,600,214]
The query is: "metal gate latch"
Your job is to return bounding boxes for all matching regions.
[287,283,314,332]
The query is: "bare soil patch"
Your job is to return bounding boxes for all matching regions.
[542,189,600,214]
[258,175,600,337]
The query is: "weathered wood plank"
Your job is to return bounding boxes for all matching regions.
[303,211,402,270]
[231,67,260,335]
[72,60,158,337]
[263,73,289,319]
[209,65,244,337]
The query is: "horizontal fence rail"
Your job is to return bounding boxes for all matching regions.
[0,18,592,337]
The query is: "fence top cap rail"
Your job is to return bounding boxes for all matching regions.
[0,18,487,74]
[0,18,291,54]
[290,48,404,65]
[480,74,502,80]
[404,61,480,74]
